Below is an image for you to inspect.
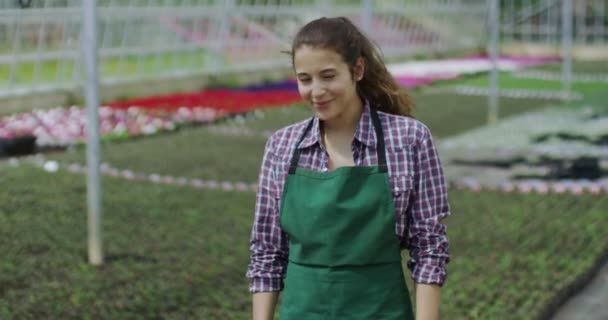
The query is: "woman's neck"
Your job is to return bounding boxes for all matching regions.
[322,98,364,137]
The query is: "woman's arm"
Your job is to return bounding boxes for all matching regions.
[246,134,289,318]
[416,284,441,320]
[407,124,451,317]
[253,292,279,320]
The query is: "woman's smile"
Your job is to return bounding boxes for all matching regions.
[313,99,333,110]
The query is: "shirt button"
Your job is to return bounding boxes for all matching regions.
[322,168,328,172]
[394,187,400,192]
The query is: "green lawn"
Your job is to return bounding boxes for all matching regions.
[2,89,607,319]
[0,50,211,87]
[435,71,607,97]
[536,61,608,74]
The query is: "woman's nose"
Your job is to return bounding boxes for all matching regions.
[311,82,326,99]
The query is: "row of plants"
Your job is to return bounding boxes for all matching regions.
[440,105,608,161]
[439,104,608,182]
[435,66,608,183]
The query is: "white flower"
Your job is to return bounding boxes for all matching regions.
[43,161,59,173]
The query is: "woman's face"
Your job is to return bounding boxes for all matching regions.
[293,45,363,124]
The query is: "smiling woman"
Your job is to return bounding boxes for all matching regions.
[291,16,414,120]
[294,45,361,122]
[247,17,451,320]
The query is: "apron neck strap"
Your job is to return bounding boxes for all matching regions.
[288,118,314,174]
[289,107,387,174]
[369,107,388,173]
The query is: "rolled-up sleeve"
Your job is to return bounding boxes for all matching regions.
[246,135,289,293]
[407,127,451,286]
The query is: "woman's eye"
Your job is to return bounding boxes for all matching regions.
[298,78,311,83]
[322,75,335,80]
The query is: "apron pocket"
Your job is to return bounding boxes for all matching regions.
[332,262,413,319]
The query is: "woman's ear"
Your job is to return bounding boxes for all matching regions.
[354,57,365,81]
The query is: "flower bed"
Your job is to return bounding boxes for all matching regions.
[0,106,222,150]
[0,81,304,153]
[105,88,301,113]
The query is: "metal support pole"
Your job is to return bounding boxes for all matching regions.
[8,9,23,89]
[214,0,235,71]
[33,1,49,85]
[83,0,103,265]
[561,0,573,100]
[361,0,373,35]
[488,0,500,125]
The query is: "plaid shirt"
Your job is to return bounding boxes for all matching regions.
[247,103,451,293]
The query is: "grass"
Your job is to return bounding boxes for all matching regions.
[0,50,211,87]
[411,91,551,138]
[435,71,607,97]
[3,81,608,318]
[535,61,608,75]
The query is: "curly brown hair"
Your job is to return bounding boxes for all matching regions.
[288,16,414,117]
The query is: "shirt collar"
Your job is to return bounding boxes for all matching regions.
[297,100,377,149]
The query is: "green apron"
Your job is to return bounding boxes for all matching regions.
[279,107,414,320]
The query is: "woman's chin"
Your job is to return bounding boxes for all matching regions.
[314,110,334,121]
